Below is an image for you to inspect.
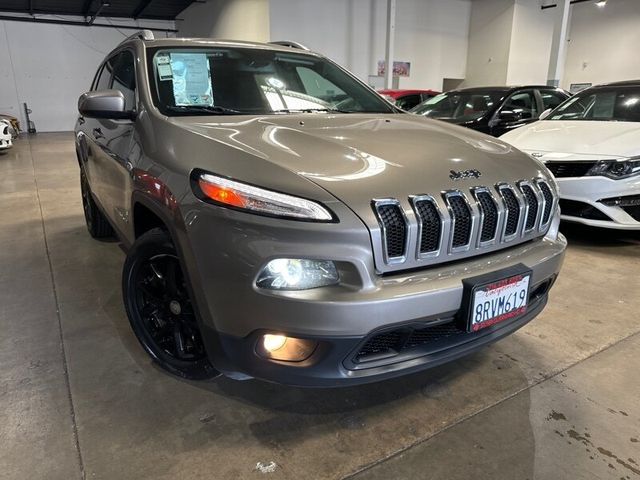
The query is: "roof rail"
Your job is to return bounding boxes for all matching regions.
[269,40,310,51]
[118,29,155,46]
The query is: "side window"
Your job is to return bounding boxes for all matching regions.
[110,51,137,111]
[93,62,113,91]
[540,90,567,111]
[503,91,538,119]
[396,94,421,110]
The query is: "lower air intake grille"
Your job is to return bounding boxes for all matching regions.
[447,194,472,248]
[476,191,498,242]
[414,198,441,253]
[501,188,520,236]
[546,161,596,178]
[520,184,539,230]
[375,203,407,259]
[355,320,463,362]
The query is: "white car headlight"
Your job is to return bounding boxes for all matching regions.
[194,171,335,221]
[586,158,640,179]
[256,259,339,290]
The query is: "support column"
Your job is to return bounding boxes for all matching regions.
[547,0,571,87]
[384,0,396,89]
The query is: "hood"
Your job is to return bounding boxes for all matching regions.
[500,120,640,160]
[172,113,548,221]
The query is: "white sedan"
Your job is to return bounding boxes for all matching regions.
[501,81,640,230]
[0,120,13,152]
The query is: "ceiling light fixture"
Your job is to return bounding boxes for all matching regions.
[595,0,607,7]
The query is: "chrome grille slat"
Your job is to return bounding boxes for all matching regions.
[372,178,556,272]
[474,188,499,244]
[519,183,539,232]
[411,196,442,256]
[445,192,473,250]
[372,199,408,263]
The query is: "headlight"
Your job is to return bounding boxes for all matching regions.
[256,258,339,290]
[193,171,334,221]
[586,158,640,179]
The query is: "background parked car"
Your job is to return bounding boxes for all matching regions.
[378,89,440,110]
[0,120,13,152]
[0,114,20,138]
[410,86,570,136]
[500,80,640,230]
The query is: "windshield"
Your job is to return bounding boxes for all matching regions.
[410,91,503,121]
[547,86,640,122]
[147,47,395,116]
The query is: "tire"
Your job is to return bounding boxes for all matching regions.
[122,228,219,380]
[80,167,114,238]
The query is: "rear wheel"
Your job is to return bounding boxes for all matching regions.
[122,228,218,380]
[80,167,114,238]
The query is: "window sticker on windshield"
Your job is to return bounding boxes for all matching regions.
[169,53,213,107]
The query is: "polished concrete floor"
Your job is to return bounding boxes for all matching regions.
[1,132,639,480]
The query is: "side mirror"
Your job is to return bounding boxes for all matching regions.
[498,110,523,122]
[539,108,552,120]
[78,90,134,120]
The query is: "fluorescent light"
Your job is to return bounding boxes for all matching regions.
[595,0,607,7]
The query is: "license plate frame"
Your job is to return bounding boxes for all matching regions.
[460,264,533,333]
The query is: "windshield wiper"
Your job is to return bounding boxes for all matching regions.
[165,105,244,115]
[273,108,358,114]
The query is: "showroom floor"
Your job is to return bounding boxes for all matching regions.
[1,132,639,480]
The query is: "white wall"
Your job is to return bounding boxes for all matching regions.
[269,0,471,91]
[506,0,556,85]
[0,17,175,132]
[178,0,269,41]
[462,0,514,87]
[563,0,640,89]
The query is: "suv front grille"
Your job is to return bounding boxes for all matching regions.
[545,161,596,178]
[413,197,441,253]
[476,190,498,242]
[374,202,407,260]
[446,193,472,248]
[500,186,521,236]
[520,184,539,231]
[371,179,556,272]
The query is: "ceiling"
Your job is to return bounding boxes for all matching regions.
[0,0,198,20]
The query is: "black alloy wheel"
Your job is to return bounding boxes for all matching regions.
[123,228,218,380]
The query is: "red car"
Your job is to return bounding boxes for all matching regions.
[378,89,440,110]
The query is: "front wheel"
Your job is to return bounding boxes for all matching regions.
[122,228,219,380]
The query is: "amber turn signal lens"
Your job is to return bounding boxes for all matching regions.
[258,334,317,362]
[198,179,246,208]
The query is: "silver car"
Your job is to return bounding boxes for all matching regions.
[75,31,566,386]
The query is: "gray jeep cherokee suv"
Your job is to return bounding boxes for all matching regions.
[75,31,566,386]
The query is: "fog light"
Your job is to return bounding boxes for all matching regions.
[263,334,287,352]
[256,258,339,290]
[258,334,317,362]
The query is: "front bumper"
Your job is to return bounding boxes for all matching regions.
[557,176,640,229]
[195,233,566,386]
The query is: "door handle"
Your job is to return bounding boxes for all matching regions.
[78,117,85,125]
[92,127,104,140]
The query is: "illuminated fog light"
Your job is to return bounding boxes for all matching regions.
[256,259,339,290]
[258,334,317,362]
[263,334,287,352]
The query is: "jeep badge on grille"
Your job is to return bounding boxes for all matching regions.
[449,169,482,180]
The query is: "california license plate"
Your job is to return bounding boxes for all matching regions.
[467,270,531,332]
